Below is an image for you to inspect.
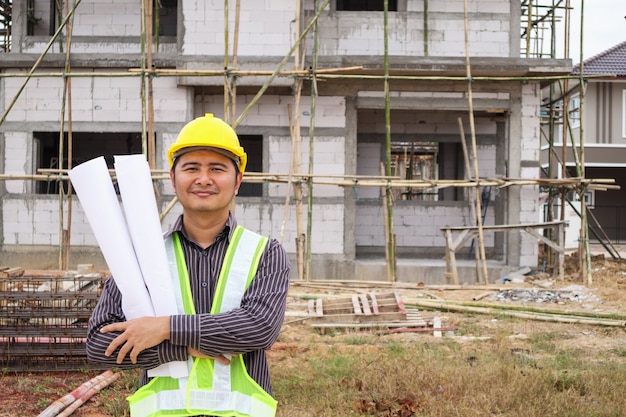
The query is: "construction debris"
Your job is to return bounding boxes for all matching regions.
[490,285,602,304]
[305,291,449,335]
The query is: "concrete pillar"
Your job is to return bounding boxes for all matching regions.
[494,120,506,259]
[506,84,523,267]
[344,95,357,260]
[10,0,26,52]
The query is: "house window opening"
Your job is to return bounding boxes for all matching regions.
[237,135,263,197]
[33,131,142,194]
[568,94,580,129]
[390,141,438,201]
[337,0,398,12]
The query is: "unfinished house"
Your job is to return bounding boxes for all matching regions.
[0,1,575,283]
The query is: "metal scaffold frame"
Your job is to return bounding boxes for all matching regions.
[0,0,616,285]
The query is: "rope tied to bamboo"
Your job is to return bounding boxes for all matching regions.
[352,179,359,200]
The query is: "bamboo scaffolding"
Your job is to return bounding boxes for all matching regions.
[291,0,306,282]
[0,69,615,83]
[383,0,396,282]
[578,0,592,284]
[408,299,626,327]
[458,117,483,284]
[419,298,626,322]
[145,0,156,169]
[463,0,488,284]
[281,105,297,244]
[20,171,618,191]
[306,1,321,282]
[59,0,75,271]
[0,1,609,284]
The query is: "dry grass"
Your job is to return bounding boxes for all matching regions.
[3,314,626,417]
[269,324,626,417]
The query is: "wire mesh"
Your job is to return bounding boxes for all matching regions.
[0,272,109,371]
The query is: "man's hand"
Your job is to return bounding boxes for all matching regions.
[101,316,170,364]
[188,347,239,365]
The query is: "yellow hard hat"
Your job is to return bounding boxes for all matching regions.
[167,113,247,173]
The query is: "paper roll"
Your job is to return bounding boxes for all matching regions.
[68,156,154,319]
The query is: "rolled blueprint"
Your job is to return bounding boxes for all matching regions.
[114,154,183,317]
[68,156,154,319]
[114,154,189,378]
[69,156,189,378]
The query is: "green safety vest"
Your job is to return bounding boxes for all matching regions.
[127,226,277,417]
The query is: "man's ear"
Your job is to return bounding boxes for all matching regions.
[234,171,243,195]
[169,169,176,191]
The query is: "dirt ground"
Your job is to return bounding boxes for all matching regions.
[3,252,626,417]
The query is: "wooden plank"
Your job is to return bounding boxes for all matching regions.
[359,294,372,315]
[394,292,407,314]
[440,220,566,232]
[369,293,380,314]
[351,295,362,315]
[0,267,24,278]
[311,311,408,325]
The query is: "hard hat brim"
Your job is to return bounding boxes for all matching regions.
[171,146,241,169]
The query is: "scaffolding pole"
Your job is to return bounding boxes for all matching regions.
[383,0,396,282]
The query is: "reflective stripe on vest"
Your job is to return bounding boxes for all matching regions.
[128,226,276,417]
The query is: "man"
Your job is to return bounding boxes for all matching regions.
[86,114,291,417]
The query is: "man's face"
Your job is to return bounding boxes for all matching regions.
[170,149,242,217]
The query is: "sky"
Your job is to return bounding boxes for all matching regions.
[567,0,626,62]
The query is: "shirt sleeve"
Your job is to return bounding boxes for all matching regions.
[168,238,291,357]
[86,277,188,369]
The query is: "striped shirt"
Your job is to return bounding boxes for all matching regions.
[86,212,291,396]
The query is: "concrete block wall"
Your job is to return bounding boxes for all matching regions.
[71,0,140,37]
[267,135,345,199]
[31,0,141,37]
[357,107,498,136]
[182,0,296,56]
[3,71,189,124]
[356,203,496,249]
[3,132,31,194]
[197,95,345,129]
[235,202,345,255]
[2,198,99,246]
[311,0,512,58]
[24,0,158,54]
[476,144,497,178]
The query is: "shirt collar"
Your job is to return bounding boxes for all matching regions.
[164,211,237,243]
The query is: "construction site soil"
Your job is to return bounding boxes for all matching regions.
[2,252,626,417]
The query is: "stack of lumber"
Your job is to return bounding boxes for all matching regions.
[307,292,441,334]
